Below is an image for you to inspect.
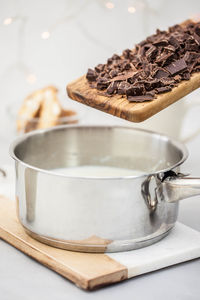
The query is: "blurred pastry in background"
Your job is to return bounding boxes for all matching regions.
[17,86,77,133]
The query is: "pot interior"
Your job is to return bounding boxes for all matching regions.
[12,126,188,175]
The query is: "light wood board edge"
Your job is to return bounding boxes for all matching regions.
[66,72,200,123]
[0,196,127,290]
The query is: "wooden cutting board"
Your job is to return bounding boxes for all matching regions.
[1,196,200,290]
[66,72,200,122]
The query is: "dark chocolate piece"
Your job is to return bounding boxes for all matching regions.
[126,84,145,96]
[118,82,131,95]
[95,64,104,73]
[146,45,157,61]
[169,36,180,49]
[195,24,200,36]
[192,32,200,45]
[154,68,170,79]
[156,86,172,93]
[165,58,187,75]
[128,95,154,102]
[86,68,97,81]
[153,39,169,47]
[96,78,109,90]
[107,81,118,94]
[110,71,137,82]
[181,72,191,80]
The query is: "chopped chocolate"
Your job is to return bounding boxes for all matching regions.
[153,39,169,47]
[155,51,174,66]
[181,71,191,80]
[165,58,187,75]
[109,69,118,78]
[146,45,157,61]
[86,68,97,82]
[154,68,170,79]
[118,82,131,95]
[156,86,172,93]
[145,79,162,91]
[110,71,137,82]
[128,95,154,102]
[160,77,175,86]
[146,90,156,97]
[163,45,176,52]
[169,36,180,49]
[195,24,200,36]
[174,75,181,82]
[96,78,109,90]
[126,84,145,96]
[107,81,118,95]
[95,64,104,73]
[86,20,200,102]
[192,32,200,45]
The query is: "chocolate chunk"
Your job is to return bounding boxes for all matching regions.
[118,82,131,95]
[146,90,156,97]
[174,75,181,82]
[192,32,200,45]
[155,86,172,94]
[86,68,97,81]
[153,39,169,47]
[155,51,174,66]
[128,95,154,102]
[107,58,113,65]
[107,81,118,95]
[160,77,175,86]
[154,68,170,79]
[181,72,191,80]
[145,79,162,91]
[110,71,137,82]
[195,24,200,36]
[165,58,187,75]
[95,64,104,73]
[163,45,176,52]
[97,78,109,90]
[146,46,157,61]
[185,41,199,51]
[126,84,145,96]
[109,69,118,78]
[122,49,133,59]
[112,54,121,60]
[169,36,180,49]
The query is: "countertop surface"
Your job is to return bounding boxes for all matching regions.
[0,117,200,300]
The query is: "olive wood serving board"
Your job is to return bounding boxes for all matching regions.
[66,72,200,122]
[1,196,200,290]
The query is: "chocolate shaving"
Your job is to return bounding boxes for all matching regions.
[128,95,154,102]
[107,81,118,95]
[109,71,137,82]
[156,86,172,93]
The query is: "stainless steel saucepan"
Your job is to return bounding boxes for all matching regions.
[10,125,200,252]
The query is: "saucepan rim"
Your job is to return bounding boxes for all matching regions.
[9,124,188,180]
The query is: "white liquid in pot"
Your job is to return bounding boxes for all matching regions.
[51,165,144,177]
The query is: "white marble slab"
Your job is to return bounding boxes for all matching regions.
[109,223,200,278]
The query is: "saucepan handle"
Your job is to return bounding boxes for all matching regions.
[158,175,200,203]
